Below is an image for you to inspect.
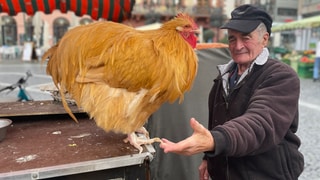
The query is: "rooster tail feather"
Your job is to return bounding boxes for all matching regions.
[42,45,60,85]
[58,84,79,123]
[41,45,56,62]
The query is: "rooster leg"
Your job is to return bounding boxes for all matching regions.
[135,127,150,139]
[123,128,162,153]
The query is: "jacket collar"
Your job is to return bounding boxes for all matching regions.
[217,48,269,94]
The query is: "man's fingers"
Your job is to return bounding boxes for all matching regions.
[161,138,170,143]
[159,138,176,153]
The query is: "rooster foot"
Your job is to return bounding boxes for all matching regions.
[123,127,162,153]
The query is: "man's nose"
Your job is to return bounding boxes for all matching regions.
[234,40,244,50]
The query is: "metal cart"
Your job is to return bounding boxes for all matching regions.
[0,101,155,180]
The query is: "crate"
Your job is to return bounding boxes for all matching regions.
[298,62,314,78]
[281,59,291,65]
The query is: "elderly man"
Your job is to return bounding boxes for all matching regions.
[159,4,304,180]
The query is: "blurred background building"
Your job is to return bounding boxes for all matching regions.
[0,0,320,60]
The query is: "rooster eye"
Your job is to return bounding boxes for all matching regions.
[184,25,191,28]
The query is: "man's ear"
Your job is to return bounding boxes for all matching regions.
[262,33,269,47]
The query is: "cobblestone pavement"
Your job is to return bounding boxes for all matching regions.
[298,78,320,180]
[0,60,319,179]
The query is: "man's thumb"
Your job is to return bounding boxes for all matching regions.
[190,118,203,132]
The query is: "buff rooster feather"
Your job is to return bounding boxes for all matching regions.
[42,13,198,153]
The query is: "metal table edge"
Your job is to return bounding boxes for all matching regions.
[0,144,155,180]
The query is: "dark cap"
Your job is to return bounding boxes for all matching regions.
[220,4,273,35]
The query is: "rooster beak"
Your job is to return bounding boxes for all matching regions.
[193,29,200,34]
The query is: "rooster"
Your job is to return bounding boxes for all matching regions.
[42,13,198,153]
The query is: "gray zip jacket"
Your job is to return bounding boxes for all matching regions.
[204,48,304,180]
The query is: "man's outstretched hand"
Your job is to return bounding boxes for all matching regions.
[159,118,214,156]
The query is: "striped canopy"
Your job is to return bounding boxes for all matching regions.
[0,0,135,22]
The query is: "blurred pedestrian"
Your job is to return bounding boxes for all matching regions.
[313,41,320,81]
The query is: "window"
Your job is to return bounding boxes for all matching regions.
[1,16,17,46]
[277,8,297,16]
[53,17,70,44]
[24,17,34,42]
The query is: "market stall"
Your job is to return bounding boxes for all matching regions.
[271,15,320,52]
[281,50,315,78]
[272,15,320,32]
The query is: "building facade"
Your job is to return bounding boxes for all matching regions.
[2,0,318,60]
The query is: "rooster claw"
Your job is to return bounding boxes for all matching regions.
[124,132,162,153]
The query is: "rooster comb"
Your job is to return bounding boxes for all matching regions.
[175,13,194,23]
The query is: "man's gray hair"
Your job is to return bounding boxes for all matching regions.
[256,22,268,38]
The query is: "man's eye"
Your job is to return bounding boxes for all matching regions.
[243,36,251,41]
[228,38,235,43]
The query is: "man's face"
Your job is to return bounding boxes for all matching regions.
[227,29,269,65]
